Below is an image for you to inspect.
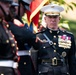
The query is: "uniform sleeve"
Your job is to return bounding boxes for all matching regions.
[8,22,35,42]
[68,34,76,75]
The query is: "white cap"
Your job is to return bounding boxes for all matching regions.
[22,0,32,4]
[41,3,64,15]
[11,2,19,6]
[22,0,32,11]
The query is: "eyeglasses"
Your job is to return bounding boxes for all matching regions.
[45,15,59,18]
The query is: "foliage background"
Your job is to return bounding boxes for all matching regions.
[22,0,76,43]
[43,0,76,43]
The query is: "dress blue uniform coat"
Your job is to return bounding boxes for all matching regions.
[36,28,76,75]
[8,21,36,75]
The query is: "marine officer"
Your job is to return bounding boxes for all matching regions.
[0,0,19,75]
[36,3,76,75]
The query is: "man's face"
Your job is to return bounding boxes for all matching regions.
[0,2,11,18]
[44,15,60,30]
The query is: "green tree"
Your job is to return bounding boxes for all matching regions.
[39,0,76,30]
[48,0,76,12]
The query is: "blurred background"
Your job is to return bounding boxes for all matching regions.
[21,0,76,44]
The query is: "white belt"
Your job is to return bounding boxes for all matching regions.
[13,62,18,68]
[17,50,31,56]
[0,60,14,68]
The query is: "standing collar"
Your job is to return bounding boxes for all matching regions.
[47,28,60,34]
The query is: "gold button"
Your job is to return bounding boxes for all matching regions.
[11,43,15,47]
[6,24,9,28]
[53,36,56,38]
[15,41,17,44]
[54,50,56,52]
[6,40,9,43]
[24,62,26,65]
[12,35,15,38]
[1,73,4,75]
[43,46,45,48]
[53,43,56,45]
[50,30,52,33]
[9,37,13,40]
[16,47,19,50]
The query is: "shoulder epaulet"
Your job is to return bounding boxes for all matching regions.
[59,29,66,33]
[60,29,73,35]
[36,29,46,35]
[65,30,73,34]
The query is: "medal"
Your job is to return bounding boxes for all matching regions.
[58,35,71,49]
[62,51,67,57]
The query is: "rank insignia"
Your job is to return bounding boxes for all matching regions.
[42,39,48,42]
[62,51,67,57]
[58,35,71,49]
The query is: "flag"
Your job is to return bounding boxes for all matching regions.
[30,0,48,21]
[26,0,48,33]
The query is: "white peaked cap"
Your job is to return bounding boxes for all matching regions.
[11,2,19,6]
[41,3,64,15]
[22,0,32,4]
